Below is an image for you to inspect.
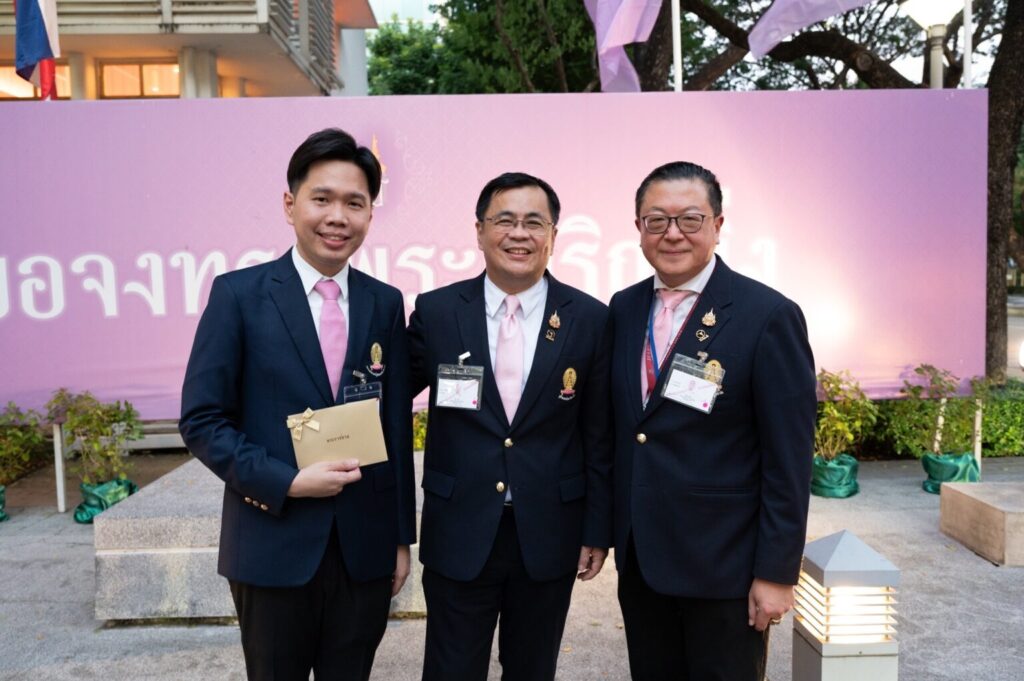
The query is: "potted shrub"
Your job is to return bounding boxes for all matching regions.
[812,370,878,498]
[46,389,143,523]
[0,402,49,522]
[883,365,979,493]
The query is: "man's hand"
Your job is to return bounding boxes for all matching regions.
[748,578,794,632]
[287,459,362,498]
[392,545,411,597]
[576,546,608,581]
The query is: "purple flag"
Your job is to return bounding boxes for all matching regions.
[748,0,873,58]
[585,0,663,92]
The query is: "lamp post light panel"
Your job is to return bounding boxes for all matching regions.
[792,530,901,681]
[899,0,964,29]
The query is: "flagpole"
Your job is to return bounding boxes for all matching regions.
[671,0,682,91]
[962,0,973,88]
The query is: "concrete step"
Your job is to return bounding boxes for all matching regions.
[940,482,1024,566]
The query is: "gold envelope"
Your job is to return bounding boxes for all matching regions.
[286,399,388,469]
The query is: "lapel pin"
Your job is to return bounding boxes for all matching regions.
[696,351,709,363]
[559,368,577,401]
[701,309,717,327]
[367,342,385,377]
[696,329,710,342]
[548,311,561,329]
[545,329,557,342]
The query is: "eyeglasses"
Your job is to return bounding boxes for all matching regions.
[484,215,553,234]
[640,213,707,234]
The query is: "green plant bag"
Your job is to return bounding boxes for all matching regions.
[811,454,860,498]
[0,485,8,522]
[921,453,979,494]
[73,479,138,524]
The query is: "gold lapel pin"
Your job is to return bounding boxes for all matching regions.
[545,329,557,342]
[367,342,385,377]
[559,367,577,400]
[702,309,717,327]
[548,311,561,329]
[696,329,710,342]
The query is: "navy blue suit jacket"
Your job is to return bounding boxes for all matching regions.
[179,251,416,587]
[408,272,613,582]
[608,256,815,598]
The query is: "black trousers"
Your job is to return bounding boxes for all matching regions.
[229,526,392,681]
[421,506,577,681]
[617,539,768,681]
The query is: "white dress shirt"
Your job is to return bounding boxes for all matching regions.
[483,274,549,394]
[650,257,717,342]
[291,247,350,340]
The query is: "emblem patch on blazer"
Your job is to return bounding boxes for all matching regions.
[367,342,385,377]
[559,368,577,401]
[701,309,717,327]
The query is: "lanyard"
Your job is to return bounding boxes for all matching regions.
[645,292,700,383]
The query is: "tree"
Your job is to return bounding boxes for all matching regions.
[367,18,447,95]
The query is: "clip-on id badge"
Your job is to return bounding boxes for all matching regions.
[436,352,484,411]
[343,370,383,408]
[661,354,725,414]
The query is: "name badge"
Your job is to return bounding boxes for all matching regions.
[436,352,484,411]
[344,371,383,410]
[661,354,725,414]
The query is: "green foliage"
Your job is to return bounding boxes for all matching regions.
[46,389,142,485]
[879,365,976,458]
[413,409,428,451]
[814,369,877,461]
[0,403,48,486]
[368,1,597,95]
[973,378,1024,456]
[368,17,448,95]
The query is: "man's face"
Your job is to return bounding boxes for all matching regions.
[636,178,723,288]
[476,185,557,294]
[284,159,372,277]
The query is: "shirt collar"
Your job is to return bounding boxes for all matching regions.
[653,257,716,295]
[483,273,548,319]
[291,246,349,300]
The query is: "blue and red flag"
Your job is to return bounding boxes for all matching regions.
[14,0,61,99]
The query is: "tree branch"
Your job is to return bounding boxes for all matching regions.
[684,45,747,90]
[494,0,536,92]
[536,0,568,92]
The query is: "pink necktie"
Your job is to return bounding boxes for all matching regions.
[314,280,348,401]
[494,295,523,422]
[642,289,692,401]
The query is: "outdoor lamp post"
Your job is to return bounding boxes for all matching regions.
[899,0,966,88]
[793,530,900,681]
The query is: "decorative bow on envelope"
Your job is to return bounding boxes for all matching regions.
[286,408,320,442]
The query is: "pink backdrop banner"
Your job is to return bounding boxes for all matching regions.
[1,91,987,418]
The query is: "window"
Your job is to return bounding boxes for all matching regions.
[0,64,71,99]
[100,61,180,99]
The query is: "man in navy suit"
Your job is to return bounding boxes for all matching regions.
[179,128,416,681]
[408,172,613,681]
[607,161,816,681]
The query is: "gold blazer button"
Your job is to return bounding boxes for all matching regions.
[504,438,513,448]
[496,481,506,493]
[636,433,647,444]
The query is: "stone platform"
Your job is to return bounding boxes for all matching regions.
[939,482,1024,566]
[94,456,426,621]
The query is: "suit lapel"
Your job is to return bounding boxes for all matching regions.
[344,268,376,397]
[269,252,334,406]
[511,274,573,430]
[455,274,507,427]
[627,279,655,423]
[642,257,733,419]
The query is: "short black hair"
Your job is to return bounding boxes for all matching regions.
[634,161,723,217]
[475,172,561,226]
[286,128,382,199]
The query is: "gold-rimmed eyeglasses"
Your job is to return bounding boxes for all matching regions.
[484,215,553,234]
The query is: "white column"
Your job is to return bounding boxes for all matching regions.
[335,27,368,96]
[66,52,87,100]
[179,46,198,98]
[927,25,946,89]
[179,48,219,98]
